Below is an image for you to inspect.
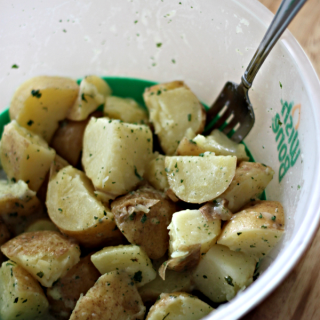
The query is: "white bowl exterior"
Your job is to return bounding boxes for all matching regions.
[1,0,320,319]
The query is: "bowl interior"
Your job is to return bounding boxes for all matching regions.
[1,0,320,319]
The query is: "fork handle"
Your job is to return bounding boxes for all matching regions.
[242,0,307,89]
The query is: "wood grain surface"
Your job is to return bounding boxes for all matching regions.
[243,1,320,319]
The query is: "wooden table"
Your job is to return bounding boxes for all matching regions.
[243,1,320,319]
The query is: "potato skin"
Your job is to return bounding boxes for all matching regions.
[111,187,179,259]
[47,254,101,320]
[70,271,146,320]
[50,111,103,167]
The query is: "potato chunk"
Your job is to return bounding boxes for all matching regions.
[192,244,255,302]
[139,258,194,304]
[165,153,236,203]
[0,219,10,263]
[70,271,145,320]
[0,180,40,216]
[25,219,59,233]
[1,231,80,287]
[67,76,111,121]
[177,131,249,161]
[47,254,101,319]
[0,260,49,320]
[143,81,206,155]
[82,117,153,197]
[144,154,169,191]
[104,96,149,124]
[9,76,79,142]
[217,200,285,261]
[111,187,177,259]
[219,162,275,212]
[47,165,123,247]
[146,292,213,320]
[91,244,157,287]
[0,120,56,191]
[169,209,221,258]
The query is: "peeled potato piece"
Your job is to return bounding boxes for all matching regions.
[144,154,169,191]
[0,120,56,192]
[192,244,255,303]
[175,137,208,156]
[217,200,285,261]
[67,76,111,121]
[0,180,40,216]
[91,244,157,287]
[165,153,236,203]
[111,187,178,259]
[70,271,146,320]
[82,117,153,197]
[169,209,221,258]
[9,76,79,142]
[1,231,81,287]
[138,258,194,304]
[0,261,49,320]
[146,292,213,320]
[47,165,123,247]
[47,254,101,320]
[219,161,274,212]
[104,96,149,124]
[25,218,59,233]
[143,81,206,155]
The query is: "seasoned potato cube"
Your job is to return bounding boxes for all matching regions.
[143,81,206,155]
[47,165,123,247]
[169,209,221,258]
[176,137,208,156]
[0,219,10,263]
[139,258,194,304]
[9,76,79,142]
[0,180,40,216]
[47,254,101,319]
[70,271,145,320]
[0,260,49,320]
[144,154,169,191]
[146,292,213,320]
[1,231,80,287]
[104,96,149,124]
[67,76,111,121]
[111,187,177,259]
[219,162,275,212]
[192,244,255,302]
[217,200,285,261]
[165,153,236,203]
[25,219,59,233]
[0,120,56,191]
[91,244,157,287]
[177,131,249,161]
[82,117,153,197]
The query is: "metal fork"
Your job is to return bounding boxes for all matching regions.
[205,0,307,143]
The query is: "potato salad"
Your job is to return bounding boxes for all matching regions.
[0,76,284,320]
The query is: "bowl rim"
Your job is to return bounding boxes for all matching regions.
[205,1,320,319]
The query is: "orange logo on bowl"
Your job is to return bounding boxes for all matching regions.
[272,100,301,182]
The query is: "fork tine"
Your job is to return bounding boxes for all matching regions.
[229,118,254,143]
[211,108,233,130]
[221,116,239,136]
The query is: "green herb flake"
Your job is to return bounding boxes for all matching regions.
[132,270,142,283]
[279,81,282,89]
[14,297,19,303]
[58,208,63,212]
[141,214,147,223]
[224,276,234,287]
[156,43,162,48]
[11,64,19,69]
[37,271,44,279]
[237,232,242,236]
[271,216,276,221]
[81,93,87,102]
[134,166,143,181]
[187,114,192,121]
[31,89,42,98]
[27,120,34,126]
[258,213,263,219]
[172,59,176,63]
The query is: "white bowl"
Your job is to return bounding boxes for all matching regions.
[1,0,320,319]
